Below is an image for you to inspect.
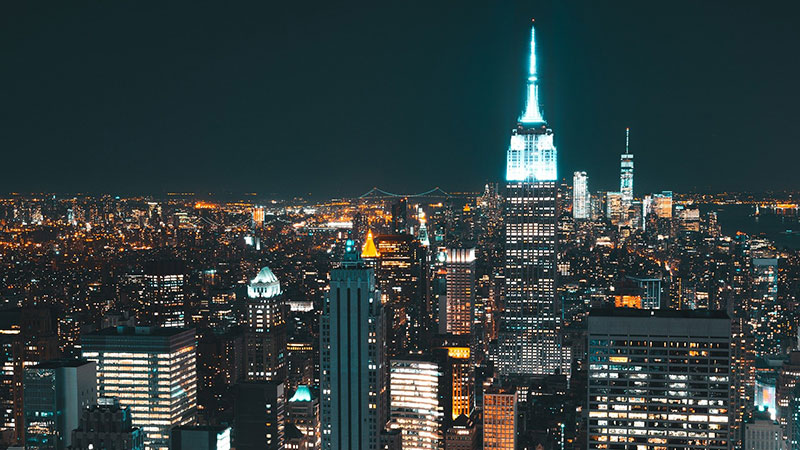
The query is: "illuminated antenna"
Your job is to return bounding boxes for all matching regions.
[625,127,630,154]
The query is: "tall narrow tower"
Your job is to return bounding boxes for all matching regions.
[495,22,569,377]
[620,127,634,209]
[320,239,386,450]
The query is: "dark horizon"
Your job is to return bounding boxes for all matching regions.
[3,1,799,196]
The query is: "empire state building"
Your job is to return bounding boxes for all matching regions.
[494,22,570,377]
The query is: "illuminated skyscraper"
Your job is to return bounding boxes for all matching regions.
[388,358,443,450]
[620,127,634,209]
[572,171,589,220]
[496,21,569,377]
[82,327,197,450]
[605,191,624,225]
[141,260,186,328]
[320,240,386,450]
[442,248,476,336]
[652,191,673,219]
[245,266,287,381]
[483,385,517,450]
[587,309,731,449]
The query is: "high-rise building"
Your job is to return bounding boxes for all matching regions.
[320,239,386,450]
[777,352,800,430]
[744,410,784,450]
[286,385,320,449]
[444,414,478,450]
[651,191,673,219]
[141,260,186,328]
[234,381,285,450]
[626,275,662,309]
[434,345,473,424]
[605,191,624,225]
[587,308,731,449]
[23,359,96,450]
[482,385,517,450]
[82,326,197,450]
[441,248,476,336]
[245,266,287,381]
[388,358,443,450]
[392,198,408,234]
[71,398,144,450]
[752,258,781,357]
[374,234,427,355]
[572,171,590,220]
[620,127,634,208]
[496,21,569,377]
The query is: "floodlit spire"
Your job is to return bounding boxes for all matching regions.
[361,230,379,258]
[625,127,631,154]
[519,21,545,124]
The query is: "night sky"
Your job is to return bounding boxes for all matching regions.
[2,1,799,197]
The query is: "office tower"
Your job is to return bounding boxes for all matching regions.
[497,22,569,377]
[170,426,231,450]
[286,385,320,449]
[417,207,431,247]
[612,277,644,308]
[605,191,624,225]
[626,275,662,309]
[0,307,61,444]
[731,316,756,448]
[23,359,96,450]
[234,381,285,450]
[620,127,634,208]
[572,171,590,220]
[434,345,473,423]
[388,358,443,450]
[320,239,386,450]
[752,257,780,357]
[789,386,800,450]
[482,386,517,450]
[245,266,287,381]
[392,198,408,234]
[82,326,197,450]
[652,191,674,219]
[71,398,144,450]
[374,234,427,355]
[142,260,186,327]
[441,248,476,335]
[587,308,731,449]
[744,410,784,450]
[252,206,265,226]
[777,352,800,430]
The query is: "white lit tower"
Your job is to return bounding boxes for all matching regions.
[620,127,634,210]
[572,171,589,220]
[495,21,569,377]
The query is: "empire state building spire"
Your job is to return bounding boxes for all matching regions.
[519,21,544,124]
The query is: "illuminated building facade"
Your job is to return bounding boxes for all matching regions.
[434,345,473,423]
[606,191,624,225]
[443,414,478,450]
[388,358,443,450]
[573,171,590,220]
[496,22,569,377]
[483,386,517,450]
[588,309,731,449]
[23,359,97,450]
[751,258,781,358]
[245,266,287,381]
[652,191,673,219]
[142,260,186,328]
[320,240,386,450]
[443,248,476,336]
[744,410,784,450]
[286,385,320,449]
[777,352,800,430]
[620,127,634,209]
[82,327,197,450]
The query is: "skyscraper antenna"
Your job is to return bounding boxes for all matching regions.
[625,127,630,154]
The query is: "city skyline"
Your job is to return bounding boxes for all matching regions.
[3,1,800,196]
